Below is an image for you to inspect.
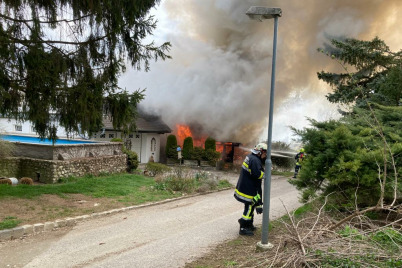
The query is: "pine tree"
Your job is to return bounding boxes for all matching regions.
[0,0,171,140]
[317,37,401,106]
[291,37,402,208]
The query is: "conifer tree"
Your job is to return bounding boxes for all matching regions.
[291,37,401,208]
[0,0,171,140]
[317,37,401,106]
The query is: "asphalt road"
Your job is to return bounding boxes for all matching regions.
[0,176,300,268]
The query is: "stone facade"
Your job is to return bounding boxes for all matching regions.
[0,155,127,183]
[12,142,123,160]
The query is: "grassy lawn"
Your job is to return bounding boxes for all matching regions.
[1,174,177,201]
[0,172,232,229]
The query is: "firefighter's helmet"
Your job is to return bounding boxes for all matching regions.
[255,143,267,152]
[300,148,305,153]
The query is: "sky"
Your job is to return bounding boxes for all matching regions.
[119,0,402,147]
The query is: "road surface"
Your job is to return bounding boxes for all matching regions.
[0,176,300,268]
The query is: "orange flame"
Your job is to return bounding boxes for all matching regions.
[175,124,207,148]
[176,124,192,146]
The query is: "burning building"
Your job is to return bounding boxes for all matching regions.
[174,124,244,164]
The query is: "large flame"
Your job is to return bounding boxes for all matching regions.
[175,124,207,148]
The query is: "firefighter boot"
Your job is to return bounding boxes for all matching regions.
[238,218,254,236]
[249,218,256,231]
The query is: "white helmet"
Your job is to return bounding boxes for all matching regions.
[254,142,267,152]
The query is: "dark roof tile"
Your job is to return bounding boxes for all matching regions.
[102,110,171,134]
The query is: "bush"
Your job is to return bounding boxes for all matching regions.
[166,134,178,159]
[110,138,123,142]
[271,141,291,151]
[164,176,196,192]
[205,137,216,151]
[191,146,204,162]
[153,168,229,194]
[146,162,170,177]
[203,149,221,163]
[182,137,193,160]
[122,148,139,172]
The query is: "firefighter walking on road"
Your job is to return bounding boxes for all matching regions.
[234,143,267,236]
[293,148,306,178]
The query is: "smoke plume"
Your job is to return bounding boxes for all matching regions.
[119,0,402,146]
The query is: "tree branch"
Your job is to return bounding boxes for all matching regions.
[0,12,92,24]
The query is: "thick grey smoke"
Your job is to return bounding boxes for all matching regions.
[119,0,402,146]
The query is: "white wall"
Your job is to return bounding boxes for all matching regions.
[0,118,66,137]
[92,131,162,164]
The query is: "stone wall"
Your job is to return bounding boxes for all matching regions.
[12,142,123,160]
[0,155,127,183]
[0,158,20,178]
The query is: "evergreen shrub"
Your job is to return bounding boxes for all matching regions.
[122,148,139,172]
[205,137,216,151]
[182,137,193,160]
[166,135,178,159]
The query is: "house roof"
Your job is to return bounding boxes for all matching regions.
[102,109,171,134]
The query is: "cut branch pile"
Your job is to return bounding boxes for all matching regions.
[251,201,402,268]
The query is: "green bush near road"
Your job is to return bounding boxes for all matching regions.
[146,162,171,176]
[122,148,139,171]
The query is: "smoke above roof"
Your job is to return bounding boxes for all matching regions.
[120,0,402,146]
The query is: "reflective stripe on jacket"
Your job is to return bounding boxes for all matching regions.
[234,153,264,204]
[295,152,305,165]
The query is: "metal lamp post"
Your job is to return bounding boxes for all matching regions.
[246,6,282,250]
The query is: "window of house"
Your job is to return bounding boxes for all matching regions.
[109,134,114,139]
[136,134,140,139]
[151,137,156,152]
[15,125,22,131]
[100,134,106,138]
[128,134,134,138]
[31,126,36,133]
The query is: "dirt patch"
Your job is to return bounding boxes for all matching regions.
[0,194,122,225]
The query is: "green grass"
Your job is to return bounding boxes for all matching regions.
[0,173,181,205]
[0,172,232,206]
[0,216,21,230]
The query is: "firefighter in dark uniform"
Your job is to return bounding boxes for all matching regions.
[293,148,305,178]
[234,143,267,236]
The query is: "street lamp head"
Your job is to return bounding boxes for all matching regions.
[246,6,282,21]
